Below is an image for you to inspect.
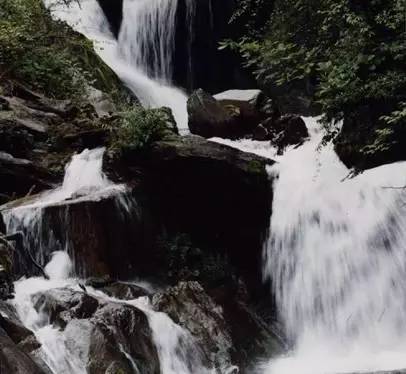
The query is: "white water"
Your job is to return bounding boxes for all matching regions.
[44,0,190,130]
[1,148,127,275]
[3,147,215,374]
[12,251,214,374]
[260,117,406,373]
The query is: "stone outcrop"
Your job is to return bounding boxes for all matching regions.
[0,301,48,373]
[152,281,234,371]
[187,89,243,139]
[127,134,273,291]
[1,189,153,280]
[33,287,160,374]
[85,277,150,300]
[188,89,272,139]
[188,89,308,153]
[263,114,309,153]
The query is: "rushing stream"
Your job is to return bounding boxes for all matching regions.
[3,1,406,373]
[264,119,406,373]
[4,148,214,374]
[43,0,191,130]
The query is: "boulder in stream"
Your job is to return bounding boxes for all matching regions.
[152,281,234,372]
[32,287,160,374]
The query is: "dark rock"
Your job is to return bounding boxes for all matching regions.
[31,286,160,373]
[0,301,40,353]
[264,114,308,152]
[0,239,14,300]
[88,302,159,374]
[86,277,149,300]
[208,281,285,370]
[0,151,56,198]
[188,89,242,139]
[188,89,278,140]
[0,326,46,373]
[97,0,123,38]
[174,0,254,92]
[2,189,152,279]
[214,89,267,125]
[61,128,109,149]
[101,282,150,300]
[85,275,114,289]
[33,288,99,327]
[130,134,273,292]
[335,104,406,170]
[152,281,234,371]
[253,124,268,141]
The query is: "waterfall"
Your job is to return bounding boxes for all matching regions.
[43,0,191,131]
[261,117,406,374]
[3,148,214,373]
[1,148,129,277]
[12,252,212,374]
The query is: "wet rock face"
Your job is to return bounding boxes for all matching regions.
[187,89,242,139]
[32,288,160,374]
[152,281,234,371]
[208,281,286,370]
[97,0,123,38]
[0,301,47,373]
[188,89,269,139]
[85,277,151,300]
[33,288,99,327]
[88,303,159,374]
[152,281,285,373]
[264,114,309,153]
[134,134,273,290]
[2,190,154,280]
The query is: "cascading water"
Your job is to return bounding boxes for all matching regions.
[12,252,213,374]
[1,148,128,276]
[43,0,192,130]
[4,148,215,374]
[259,117,406,374]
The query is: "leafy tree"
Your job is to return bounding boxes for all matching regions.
[224,0,406,167]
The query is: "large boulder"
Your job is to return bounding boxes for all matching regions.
[0,152,56,200]
[263,114,309,153]
[0,302,47,373]
[32,287,160,374]
[208,281,286,370]
[213,89,267,124]
[188,89,284,141]
[1,188,154,279]
[127,134,274,291]
[187,89,243,139]
[0,326,47,374]
[85,277,150,300]
[152,281,235,372]
[32,288,99,328]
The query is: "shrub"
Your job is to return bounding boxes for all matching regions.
[0,0,122,100]
[157,233,234,286]
[113,106,173,151]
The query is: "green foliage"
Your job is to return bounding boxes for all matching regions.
[0,0,122,100]
[226,0,406,161]
[113,106,173,151]
[158,233,233,286]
